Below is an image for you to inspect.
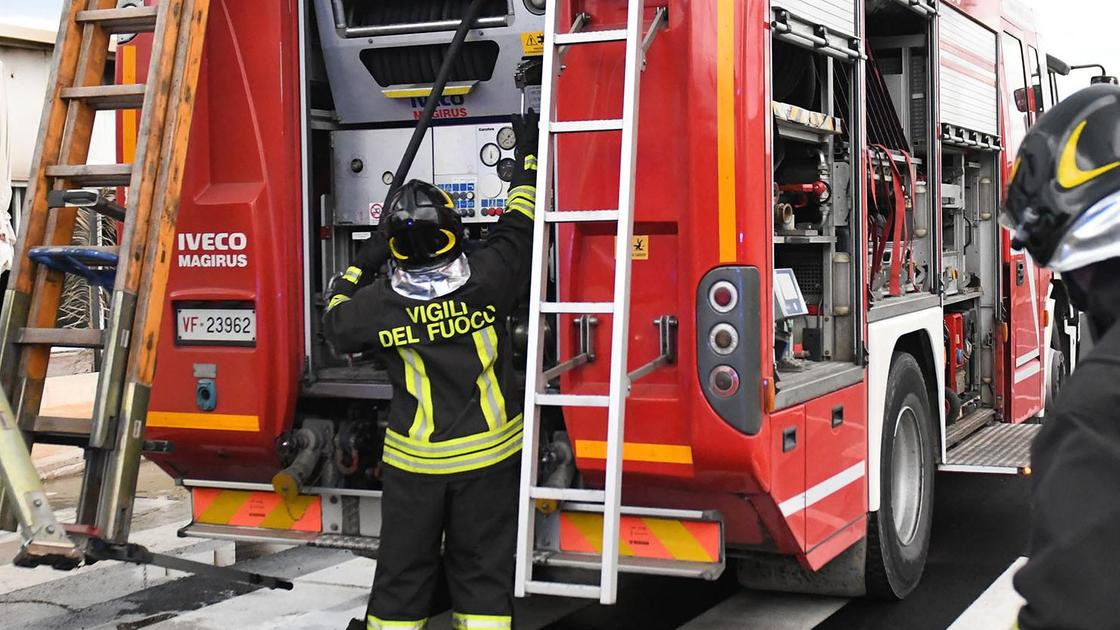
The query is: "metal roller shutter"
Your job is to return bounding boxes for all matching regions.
[773,0,858,39]
[939,3,999,137]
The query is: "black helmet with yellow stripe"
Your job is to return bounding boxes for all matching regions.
[382,180,463,270]
[1002,84,1120,271]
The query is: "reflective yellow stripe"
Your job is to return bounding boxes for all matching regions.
[399,348,434,441]
[523,155,538,171]
[367,616,429,630]
[343,266,362,284]
[452,612,512,629]
[147,411,260,432]
[507,185,535,202]
[574,440,694,464]
[472,326,507,430]
[327,294,350,311]
[383,430,522,475]
[507,200,535,220]
[384,415,522,458]
[716,0,737,262]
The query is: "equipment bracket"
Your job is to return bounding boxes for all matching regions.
[543,316,597,382]
[557,12,592,66]
[641,7,668,70]
[627,315,678,385]
[87,539,293,591]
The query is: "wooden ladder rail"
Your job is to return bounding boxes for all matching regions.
[0,0,211,555]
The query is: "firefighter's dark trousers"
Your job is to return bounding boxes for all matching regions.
[367,461,518,630]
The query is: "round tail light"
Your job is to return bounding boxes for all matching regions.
[709,366,740,397]
[709,281,738,313]
[709,323,739,355]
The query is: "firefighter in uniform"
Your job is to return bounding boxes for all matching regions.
[325,112,539,630]
[1002,84,1120,629]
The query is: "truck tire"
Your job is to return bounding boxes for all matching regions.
[866,352,935,599]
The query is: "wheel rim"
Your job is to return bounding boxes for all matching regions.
[891,405,924,546]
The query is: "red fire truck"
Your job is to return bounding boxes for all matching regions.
[116,0,1086,603]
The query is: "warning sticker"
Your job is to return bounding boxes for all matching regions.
[369,202,383,223]
[631,235,649,260]
[521,31,545,56]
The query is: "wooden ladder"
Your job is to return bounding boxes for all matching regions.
[0,0,209,568]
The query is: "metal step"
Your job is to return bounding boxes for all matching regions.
[46,163,133,187]
[941,423,1042,474]
[544,210,619,223]
[15,327,105,348]
[47,189,127,221]
[75,6,160,34]
[551,119,624,134]
[540,301,614,314]
[61,84,146,110]
[554,29,628,45]
[534,551,725,580]
[529,487,606,502]
[536,393,610,408]
[945,406,996,449]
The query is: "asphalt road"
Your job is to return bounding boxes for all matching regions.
[0,470,1032,630]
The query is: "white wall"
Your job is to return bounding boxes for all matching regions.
[0,41,117,186]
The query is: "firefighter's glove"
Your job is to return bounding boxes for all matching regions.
[352,231,390,280]
[327,267,361,312]
[510,110,541,190]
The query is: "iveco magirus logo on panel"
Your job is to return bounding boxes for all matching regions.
[409,95,469,120]
[177,232,249,268]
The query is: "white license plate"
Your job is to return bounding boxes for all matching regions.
[176,308,256,345]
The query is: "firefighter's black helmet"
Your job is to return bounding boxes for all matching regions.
[1002,84,1120,270]
[382,180,463,270]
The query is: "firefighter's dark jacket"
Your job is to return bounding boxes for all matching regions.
[1014,262,1120,630]
[323,187,535,476]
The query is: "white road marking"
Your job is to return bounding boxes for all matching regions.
[779,462,866,517]
[947,557,1027,630]
[679,590,848,630]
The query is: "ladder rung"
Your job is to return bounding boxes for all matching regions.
[550,119,624,134]
[61,84,146,110]
[554,29,628,45]
[529,487,606,502]
[524,581,602,599]
[540,302,614,314]
[76,6,160,34]
[536,393,611,408]
[544,210,619,223]
[33,416,92,437]
[15,328,105,349]
[46,164,132,187]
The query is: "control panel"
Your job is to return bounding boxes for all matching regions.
[332,123,519,227]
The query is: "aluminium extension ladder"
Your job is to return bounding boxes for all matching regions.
[515,1,668,605]
[0,0,278,585]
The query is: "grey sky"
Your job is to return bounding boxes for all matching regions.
[0,0,1115,93]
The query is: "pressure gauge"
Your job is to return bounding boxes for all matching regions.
[480,143,502,167]
[497,127,517,150]
[497,158,516,183]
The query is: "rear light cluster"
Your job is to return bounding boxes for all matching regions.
[697,268,763,435]
[706,281,740,397]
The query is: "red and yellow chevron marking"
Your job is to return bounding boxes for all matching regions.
[559,512,721,563]
[191,488,321,532]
